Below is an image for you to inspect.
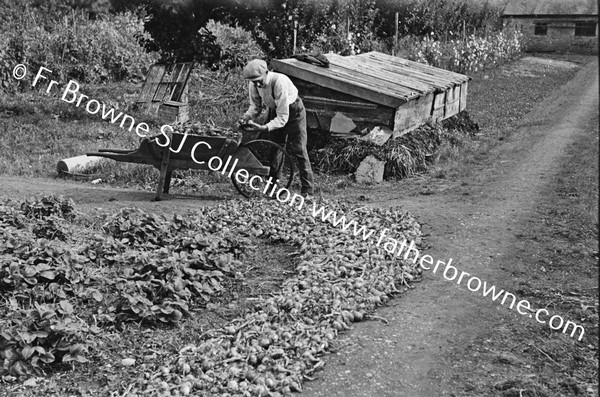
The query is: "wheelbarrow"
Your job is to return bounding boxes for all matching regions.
[87,131,294,200]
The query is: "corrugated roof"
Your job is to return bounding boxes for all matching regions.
[503,0,598,16]
[270,52,470,109]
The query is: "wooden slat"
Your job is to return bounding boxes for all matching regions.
[293,79,380,105]
[392,92,435,136]
[303,98,394,125]
[320,63,417,99]
[333,54,443,92]
[432,91,446,120]
[171,63,193,101]
[272,59,406,108]
[459,81,468,111]
[351,54,459,89]
[444,85,461,118]
[355,53,467,87]
[335,54,442,92]
[321,58,420,98]
[303,95,379,110]
[359,52,470,82]
[137,65,166,103]
[327,54,432,94]
[153,82,179,102]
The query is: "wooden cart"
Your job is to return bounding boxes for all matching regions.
[88,132,294,200]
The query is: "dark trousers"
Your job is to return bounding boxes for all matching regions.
[267,98,314,193]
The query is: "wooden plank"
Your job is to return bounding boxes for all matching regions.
[338,53,446,91]
[444,85,461,118]
[341,55,450,92]
[431,91,446,121]
[359,52,470,83]
[392,92,435,136]
[318,63,417,99]
[350,53,457,88]
[171,63,193,101]
[293,79,383,105]
[272,59,406,108]
[328,54,431,97]
[306,110,394,132]
[358,54,470,91]
[350,54,458,89]
[327,54,432,94]
[302,95,395,125]
[137,65,166,103]
[303,96,377,110]
[154,82,179,103]
[358,52,456,80]
[459,81,468,111]
[171,63,185,82]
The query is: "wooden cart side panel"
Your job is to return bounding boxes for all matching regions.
[392,92,435,138]
[459,81,468,111]
[166,135,236,161]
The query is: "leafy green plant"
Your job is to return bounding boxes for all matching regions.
[205,20,265,69]
[0,2,158,90]
[20,195,75,220]
[92,208,251,324]
[0,299,93,376]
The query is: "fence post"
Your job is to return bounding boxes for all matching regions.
[293,20,298,54]
[347,16,350,38]
[393,11,399,56]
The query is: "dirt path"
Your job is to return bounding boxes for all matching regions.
[299,59,599,396]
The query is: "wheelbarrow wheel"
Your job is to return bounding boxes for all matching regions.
[231,139,294,199]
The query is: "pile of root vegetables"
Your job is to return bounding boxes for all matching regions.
[1,195,422,396]
[172,121,242,139]
[133,198,422,396]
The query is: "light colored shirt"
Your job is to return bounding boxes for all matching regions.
[243,71,298,131]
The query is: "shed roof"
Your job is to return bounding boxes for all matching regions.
[270,51,470,109]
[503,0,598,16]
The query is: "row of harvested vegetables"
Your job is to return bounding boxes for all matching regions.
[135,199,423,396]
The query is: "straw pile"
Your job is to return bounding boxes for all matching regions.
[314,112,479,179]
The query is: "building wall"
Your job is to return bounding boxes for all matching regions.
[504,17,598,54]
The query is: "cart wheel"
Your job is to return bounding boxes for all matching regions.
[231,139,294,199]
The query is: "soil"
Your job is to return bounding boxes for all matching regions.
[0,55,598,396]
[298,58,599,396]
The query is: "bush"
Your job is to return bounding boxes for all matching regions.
[376,0,502,39]
[396,28,525,73]
[205,20,266,69]
[0,3,158,91]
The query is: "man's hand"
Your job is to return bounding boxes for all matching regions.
[244,120,268,132]
[237,115,251,127]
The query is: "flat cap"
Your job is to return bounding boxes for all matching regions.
[242,59,268,80]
